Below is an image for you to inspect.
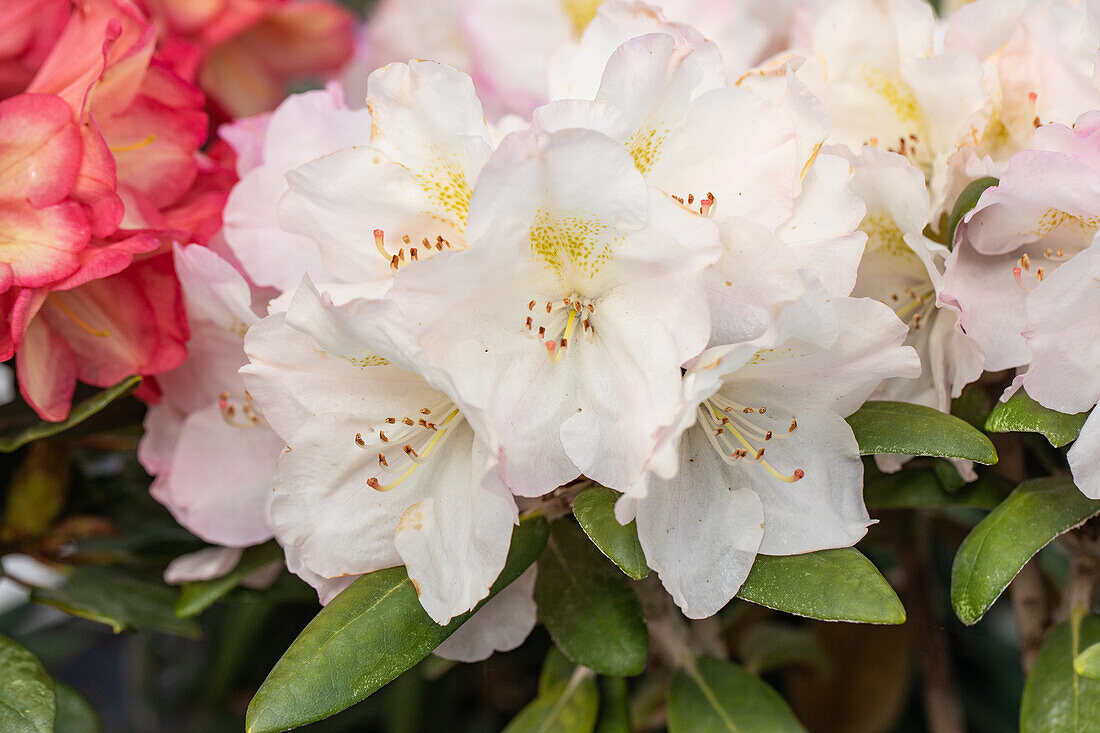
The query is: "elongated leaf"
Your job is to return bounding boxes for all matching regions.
[864,467,1009,510]
[1075,642,1100,680]
[737,623,828,676]
[595,677,630,733]
[0,634,56,733]
[535,521,648,677]
[245,514,549,733]
[985,388,1089,448]
[947,176,998,248]
[669,658,805,733]
[503,672,599,733]
[176,541,284,617]
[539,645,576,694]
[0,376,141,452]
[951,476,1100,625]
[55,683,100,733]
[1021,616,1100,732]
[846,401,997,464]
[572,487,648,580]
[4,441,70,539]
[31,566,199,638]
[738,549,905,624]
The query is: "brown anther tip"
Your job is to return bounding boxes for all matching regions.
[586,303,594,313]
[402,234,411,243]
[398,248,405,262]
[402,416,415,426]
[385,417,396,424]
[528,300,536,310]
[403,444,418,457]
[758,407,766,414]
[714,428,725,436]
[755,448,765,460]
[378,453,388,467]
[743,407,754,413]
[789,419,798,432]
[225,405,236,416]
[410,248,418,261]
[355,432,366,445]
[379,431,388,442]
[219,390,229,400]
[420,408,431,414]
[560,338,569,349]
[764,431,772,441]
[545,302,552,313]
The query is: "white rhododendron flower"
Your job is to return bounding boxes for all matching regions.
[847,147,984,431]
[279,61,494,291]
[943,112,1100,371]
[242,282,518,626]
[771,0,986,209]
[1018,243,1100,498]
[619,295,920,618]
[223,84,372,292]
[379,121,721,497]
[139,244,285,548]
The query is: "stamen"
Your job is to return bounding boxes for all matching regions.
[374,229,390,260]
[49,298,109,337]
[109,134,156,153]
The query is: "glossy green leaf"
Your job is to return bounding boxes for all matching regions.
[572,487,649,580]
[0,376,141,453]
[503,672,598,733]
[1021,616,1100,732]
[535,521,648,676]
[176,541,284,617]
[0,634,56,733]
[951,476,1100,625]
[947,176,998,248]
[985,388,1089,447]
[245,514,549,733]
[1075,642,1100,680]
[54,683,100,733]
[846,401,998,464]
[738,549,905,624]
[864,466,1007,510]
[595,677,630,733]
[668,658,806,733]
[31,566,200,638]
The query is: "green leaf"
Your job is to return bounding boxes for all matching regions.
[539,645,576,694]
[595,677,630,733]
[1075,642,1100,680]
[503,671,599,733]
[176,541,284,617]
[668,657,806,733]
[0,634,56,733]
[54,683,100,733]
[846,401,998,464]
[572,487,649,580]
[864,467,1008,510]
[1021,615,1100,732]
[3,441,70,539]
[737,549,906,625]
[0,376,142,453]
[985,388,1089,448]
[947,176,998,248]
[31,566,200,638]
[951,476,1100,626]
[535,521,648,676]
[737,623,828,676]
[245,514,549,733]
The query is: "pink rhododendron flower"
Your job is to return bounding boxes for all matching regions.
[943,111,1100,372]
[1018,242,1100,498]
[0,0,69,99]
[141,0,356,118]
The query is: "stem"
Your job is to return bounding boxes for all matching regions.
[1010,559,1050,672]
[904,514,966,733]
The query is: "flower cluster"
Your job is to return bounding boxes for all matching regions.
[4,0,1100,707]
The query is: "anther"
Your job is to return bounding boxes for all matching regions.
[420,408,431,414]
[367,478,383,490]
[385,417,396,424]
[528,300,536,310]
[379,431,389,442]
[355,433,366,447]
[789,419,797,432]
[378,453,388,467]
[410,248,418,261]
[402,417,415,426]
[755,448,765,460]
[764,431,772,441]
[403,444,419,458]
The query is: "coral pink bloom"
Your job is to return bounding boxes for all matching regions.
[29,0,208,229]
[141,0,356,118]
[0,94,90,294]
[0,0,69,98]
[5,240,188,422]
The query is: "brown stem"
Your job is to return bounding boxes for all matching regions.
[903,516,966,733]
[1010,559,1050,671]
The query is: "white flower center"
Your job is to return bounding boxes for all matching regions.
[358,401,463,491]
[1012,246,1070,293]
[696,393,804,484]
[373,228,456,272]
[219,391,266,428]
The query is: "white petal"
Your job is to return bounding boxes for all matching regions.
[433,566,537,662]
[162,403,283,547]
[636,426,764,619]
[1069,411,1100,499]
[164,547,243,585]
